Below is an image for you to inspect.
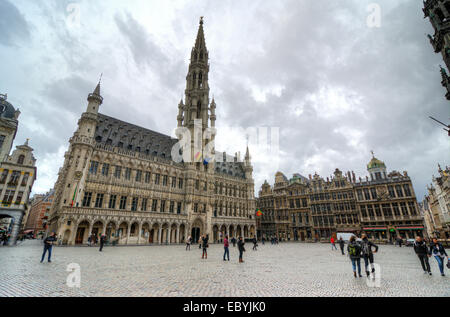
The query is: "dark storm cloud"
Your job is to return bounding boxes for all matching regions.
[0,0,30,47]
[115,11,169,68]
[114,11,185,88]
[207,0,448,198]
[3,0,448,197]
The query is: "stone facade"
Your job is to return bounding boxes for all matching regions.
[424,0,450,101]
[256,155,424,242]
[47,19,256,246]
[425,165,450,239]
[0,94,37,245]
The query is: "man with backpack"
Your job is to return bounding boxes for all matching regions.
[347,235,362,278]
[360,234,378,278]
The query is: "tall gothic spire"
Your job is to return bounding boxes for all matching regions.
[194,17,207,52]
[182,17,211,130]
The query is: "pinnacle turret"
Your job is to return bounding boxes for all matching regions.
[87,81,103,105]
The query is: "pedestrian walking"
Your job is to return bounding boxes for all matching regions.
[429,238,448,276]
[1,232,7,246]
[223,235,230,261]
[338,237,345,255]
[99,234,106,252]
[238,236,246,263]
[87,235,92,247]
[186,236,191,251]
[330,236,337,251]
[360,234,378,278]
[347,235,362,278]
[252,237,258,251]
[413,236,432,275]
[40,232,57,263]
[262,237,265,245]
[201,234,209,259]
[398,237,403,248]
[231,237,236,247]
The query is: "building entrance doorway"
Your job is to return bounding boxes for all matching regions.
[191,227,200,243]
[75,228,85,245]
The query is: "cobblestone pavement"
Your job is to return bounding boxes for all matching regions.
[0,240,448,297]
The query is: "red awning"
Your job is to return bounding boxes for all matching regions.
[23,230,34,234]
[363,227,387,231]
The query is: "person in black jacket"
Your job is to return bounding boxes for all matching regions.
[413,236,431,275]
[40,232,57,263]
[360,234,378,277]
[338,237,345,255]
[201,234,209,259]
[237,236,246,263]
[429,238,449,276]
[99,234,106,252]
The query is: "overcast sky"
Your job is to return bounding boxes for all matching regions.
[0,0,448,200]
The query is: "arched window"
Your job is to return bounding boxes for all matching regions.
[18,155,25,165]
[197,101,201,119]
[198,72,203,87]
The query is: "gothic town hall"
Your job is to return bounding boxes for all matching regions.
[48,19,256,245]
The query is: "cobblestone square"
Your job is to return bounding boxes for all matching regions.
[0,241,448,297]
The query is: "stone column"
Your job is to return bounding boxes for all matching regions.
[176,225,180,244]
[87,223,93,244]
[137,223,142,245]
[69,222,78,245]
[158,227,162,245]
[167,227,171,245]
[126,224,131,245]
[8,214,22,245]
[102,222,107,235]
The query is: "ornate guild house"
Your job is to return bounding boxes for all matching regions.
[48,18,256,245]
[257,154,423,242]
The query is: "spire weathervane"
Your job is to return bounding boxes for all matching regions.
[200,16,204,25]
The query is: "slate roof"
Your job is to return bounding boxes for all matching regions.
[95,113,178,160]
[94,113,246,179]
